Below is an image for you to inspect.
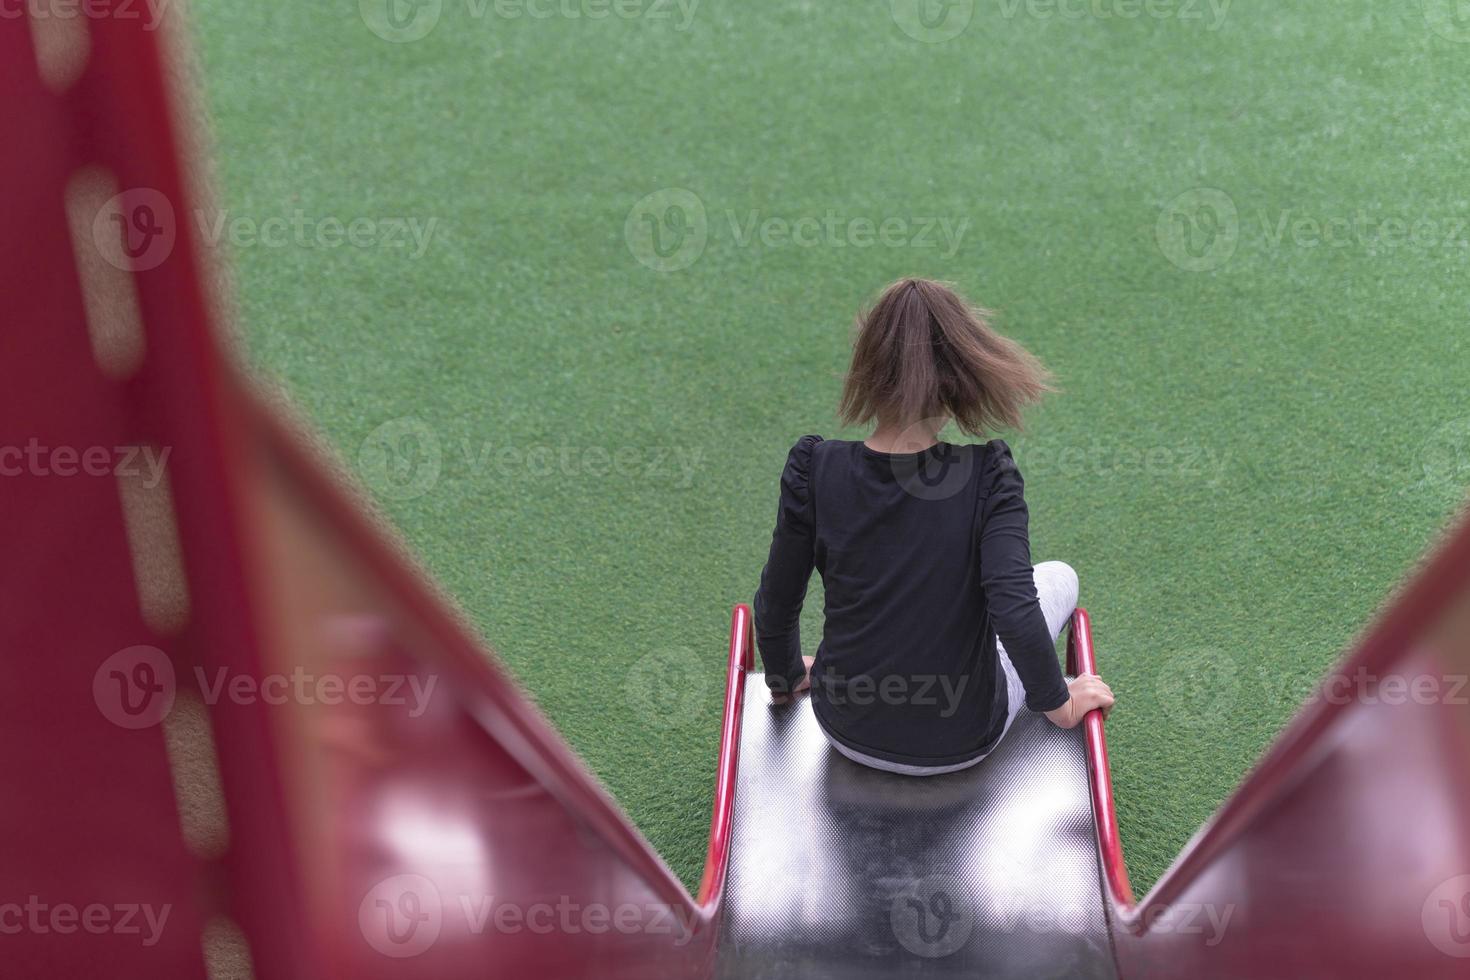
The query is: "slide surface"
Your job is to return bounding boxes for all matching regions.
[716,671,1116,979]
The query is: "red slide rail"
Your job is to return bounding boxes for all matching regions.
[695,604,754,910]
[1065,608,1137,913]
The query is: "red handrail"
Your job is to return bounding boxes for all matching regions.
[1066,608,1137,912]
[695,604,753,908]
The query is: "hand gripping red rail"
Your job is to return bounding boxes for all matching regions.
[1065,609,1137,913]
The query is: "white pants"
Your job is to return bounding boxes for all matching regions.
[822,561,1080,777]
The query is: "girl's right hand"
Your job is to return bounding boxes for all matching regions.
[1044,673,1115,729]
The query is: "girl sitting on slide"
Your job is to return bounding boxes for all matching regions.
[753,277,1115,776]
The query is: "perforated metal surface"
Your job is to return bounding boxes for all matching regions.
[717,674,1117,979]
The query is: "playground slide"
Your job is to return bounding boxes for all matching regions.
[7,15,1470,979]
[715,609,1116,980]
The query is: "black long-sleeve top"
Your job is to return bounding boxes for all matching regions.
[753,436,1070,767]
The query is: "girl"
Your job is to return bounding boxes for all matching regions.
[753,278,1115,776]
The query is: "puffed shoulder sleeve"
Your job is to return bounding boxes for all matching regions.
[984,438,1022,491]
[777,434,823,528]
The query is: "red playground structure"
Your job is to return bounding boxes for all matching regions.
[5,16,1470,980]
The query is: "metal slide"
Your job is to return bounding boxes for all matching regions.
[717,668,1116,979]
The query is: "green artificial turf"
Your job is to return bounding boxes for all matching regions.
[188,0,1470,895]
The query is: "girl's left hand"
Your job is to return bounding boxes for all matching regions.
[773,656,815,703]
[793,656,814,695]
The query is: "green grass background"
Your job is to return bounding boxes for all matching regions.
[188,0,1470,893]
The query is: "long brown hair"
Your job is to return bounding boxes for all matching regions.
[838,278,1053,437]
